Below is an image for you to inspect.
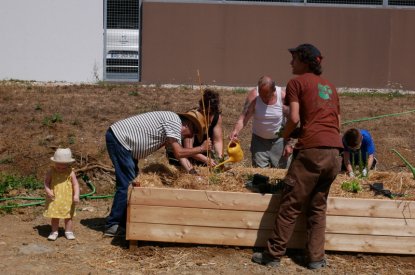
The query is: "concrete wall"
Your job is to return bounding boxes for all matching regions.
[140,2,415,90]
[0,0,103,83]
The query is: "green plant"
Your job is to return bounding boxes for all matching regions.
[385,81,404,99]
[34,103,42,111]
[0,156,13,164]
[211,153,227,174]
[350,150,369,178]
[245,174,255,182]
[386,91,404,99]
[391,149,415,179]
[340,90,404,98]
[179,85,193,90]
[0,173,43,196]
[71,119,81,126]
[68,134,76,145]
[38,139,48,146]
[233,88,248,94]
[5,78,34,84]
[2,202,17,214]
[128,91,140,96]
[208,173,221,185]
[42,113,63,126]
[356,150,366,177]
[341,179,362,193]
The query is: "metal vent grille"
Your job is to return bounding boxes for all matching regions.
[104,0,140,82]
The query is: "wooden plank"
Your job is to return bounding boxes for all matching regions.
[128,187,280,211]
[325,234,415,255]
[127,222,305,248]
[327,197,415,219]
[127,223,415,254]
[130,187,415,219]
[129,205,277,229]
[325,216,415,236]
[129,205,415,236]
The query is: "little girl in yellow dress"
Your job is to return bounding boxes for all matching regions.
[44,148,80,241]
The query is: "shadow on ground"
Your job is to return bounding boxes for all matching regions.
[80,217,105,232]
[80,217,130,248]
[33,224,51,238]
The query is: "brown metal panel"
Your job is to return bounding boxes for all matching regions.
[141,3,227,85]
[388,9,415,90]
[141,2,415,90]
[307,7,391,88]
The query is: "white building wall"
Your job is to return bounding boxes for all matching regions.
[0,0,103,83]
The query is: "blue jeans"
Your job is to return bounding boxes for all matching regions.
[105,128,138,229]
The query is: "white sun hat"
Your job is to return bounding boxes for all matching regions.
[50,148,75,163]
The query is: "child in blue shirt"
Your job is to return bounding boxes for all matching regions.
[342,128,377,177]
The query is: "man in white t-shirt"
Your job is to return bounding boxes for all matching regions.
[230,76,290,168]
[104,111,211,237]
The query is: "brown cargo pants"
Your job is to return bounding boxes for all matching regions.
[267,147,342,262]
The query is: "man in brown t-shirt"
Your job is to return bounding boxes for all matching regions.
[252,44,343,270]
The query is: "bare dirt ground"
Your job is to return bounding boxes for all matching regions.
[0,81,414,274]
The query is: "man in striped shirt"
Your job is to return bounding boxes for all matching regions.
[104,111,211,237]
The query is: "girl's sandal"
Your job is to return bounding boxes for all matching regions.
[47,231,59,241]
[64,231,75,240]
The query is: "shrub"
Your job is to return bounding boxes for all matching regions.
[42,113,63,126]
[0,173,43,196]
[341,179,362,193]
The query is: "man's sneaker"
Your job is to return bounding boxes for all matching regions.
[308,259,327,270]
[251,252,280,267]
[104,224,119,237]
[104,225,126,237]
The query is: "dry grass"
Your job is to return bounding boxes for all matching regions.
[137,160,415,200]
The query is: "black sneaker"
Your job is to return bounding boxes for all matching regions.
[251,252,280,267]
[308,259,327,270]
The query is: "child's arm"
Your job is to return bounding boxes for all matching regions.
[366,154,375,171]
[343,151,354,177]
[70,171,80,203]
[44,169,55,199]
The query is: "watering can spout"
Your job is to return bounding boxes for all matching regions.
[214,140,244,169]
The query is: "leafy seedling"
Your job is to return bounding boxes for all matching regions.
[341,179,362,193]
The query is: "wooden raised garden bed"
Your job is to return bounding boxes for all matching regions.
[127,186,415,255]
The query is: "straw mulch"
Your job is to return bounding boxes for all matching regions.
[137,163,415,201]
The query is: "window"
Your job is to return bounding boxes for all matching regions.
[107,0,139,29]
